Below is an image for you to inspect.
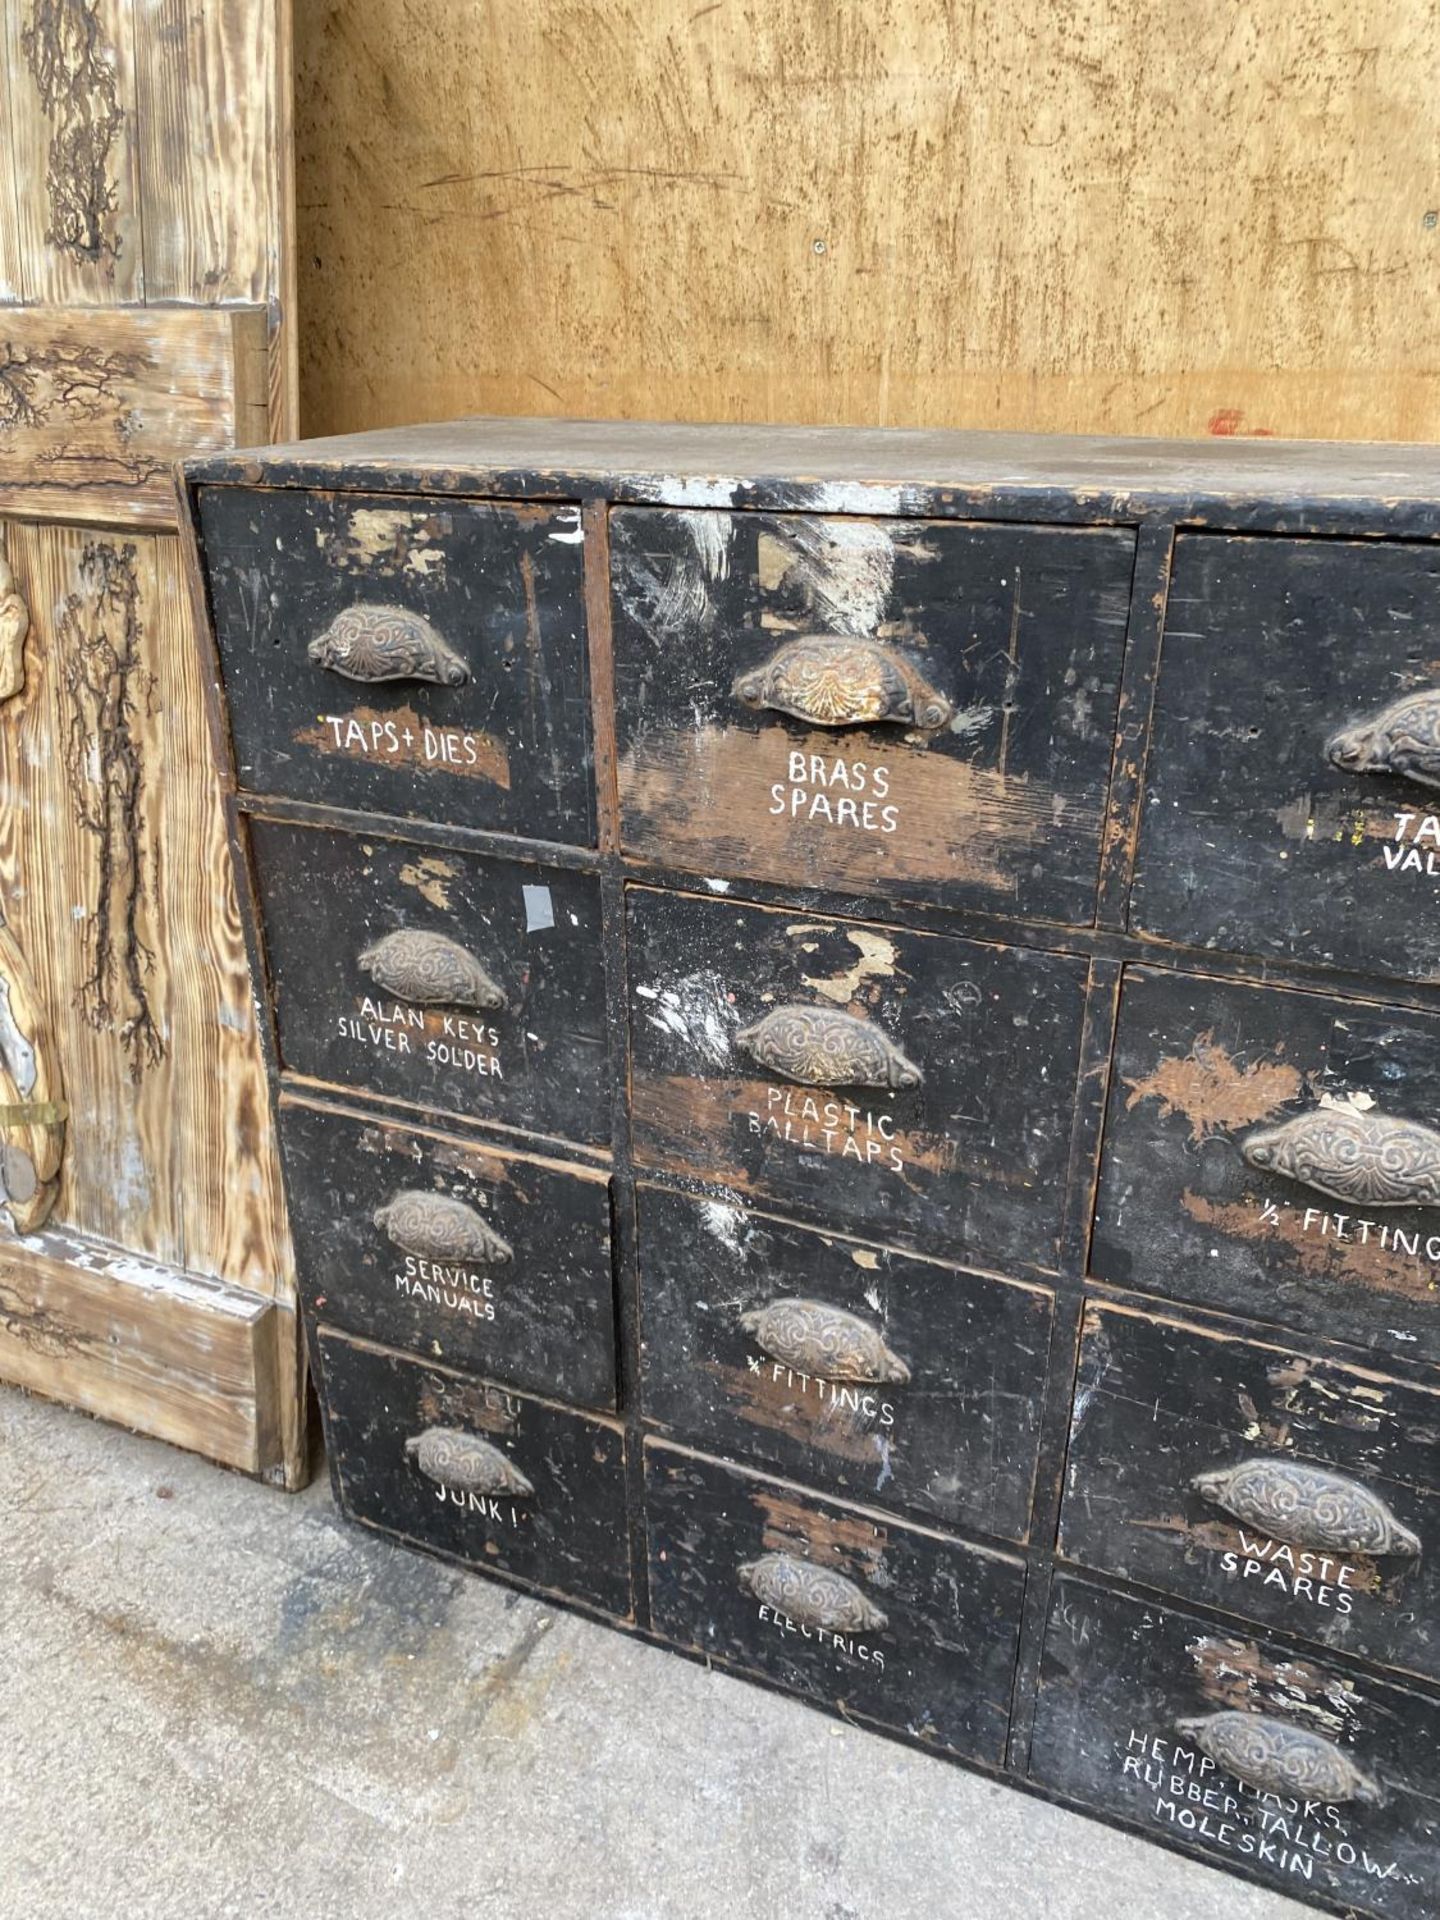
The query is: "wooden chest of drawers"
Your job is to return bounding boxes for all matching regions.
[183,419,1440,1918]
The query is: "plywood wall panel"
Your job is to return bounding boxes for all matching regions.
[294,0,1440,442]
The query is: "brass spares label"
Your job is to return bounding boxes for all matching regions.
[768,750,900,834]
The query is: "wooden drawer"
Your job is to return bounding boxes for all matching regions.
[1133,533,1440,981]
[644,1438,1024,1765]
[628,887,1088,1269]
[1031,1576,1440,1919]
[611,509,1133,923]
[1061,1301,1440,1685]
[198,486,594,843]
[1093,965,1440,1362]
[637,1183,1052,1541]
[316,1328,632,1618]
[280,1094,616,1408]
[250,818,609,1147]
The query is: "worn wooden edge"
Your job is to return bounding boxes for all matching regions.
[0,307,271,530]
[0,1225,306,1484]
[180,416,1440,536]
[270,0,300,443]
[1096,521,1175,926]
[278,1084,613,1186]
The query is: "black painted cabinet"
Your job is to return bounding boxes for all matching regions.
[186,418,1440,1918]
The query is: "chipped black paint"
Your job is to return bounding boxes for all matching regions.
[1032,1577,1440,1919]
[637,1184,1051,1541]
[199,486,594,843]
[249,817,609,1146]
[611,508,1132,924]
[644,1438,1025,1766]
[1093,967,1440,1361]
[317,1328,631,1619]
[627,886,1088,1269]
[1134,535,1440,981]
[281,1096,617,1408]
[1061,1302,1440,1684]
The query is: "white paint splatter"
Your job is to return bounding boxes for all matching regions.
[548,508,585,544]
[698,1199,746,1255]
[635,475,741,509]
[948,702,995,740]
[685,512,733,582]
[770,518,897,633]
[1319,1089,1377,1113]
[810,482,905,517]
[643,968,736,1066]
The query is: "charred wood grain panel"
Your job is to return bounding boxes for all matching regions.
[611,509,1132,924]
[280,1095,616,1408]
[644,1438,1024,1765]
[1031,1576,1440,1918]
[1061,1301,1440,1685]
[1092,966,1440,1362]
[0,306,269,528]
[249,818,609,1147]
[637,1183,1051,1541]
[200,486,594,844]
[5,0,143,304]
[1133,535,1440,982]
[627,886,1087,1269]
[317,1327,632,1618]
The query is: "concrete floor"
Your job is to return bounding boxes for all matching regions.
[0,1389,1307,1920]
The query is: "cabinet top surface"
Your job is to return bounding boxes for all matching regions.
[186,415,1440,524]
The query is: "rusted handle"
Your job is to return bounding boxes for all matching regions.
[1241,1106,1440,1207]
[359,930,505,1012]
[736,1004,920,1090]
[375,1189,512,1265]
[308,603,470,687]
[405,1427,534,1499]
[738,1551,888,1633]
[1192,1457,1421,1558]
[741,1298,910,1385]
[732,636,950,731]
[1176,1712,1383,1806]
[1327,689,1440,791]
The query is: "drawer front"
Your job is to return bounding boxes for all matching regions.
[250,819,609,1147]
[1031,1576,1440,1919]
[644,1439,1024,1764]
[628,887,1088,1268]
[1133,533,1440,981]
[281,1095,616,1408]
[1093,966,1440,1362]
[1061,1302,1440,1684]
[612,509,1133,923]
[637,1184,1052,1541]
[317,1329,631,1617]
[198,486,594,843]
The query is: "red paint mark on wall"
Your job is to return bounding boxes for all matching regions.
[1207,408,1276,438]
